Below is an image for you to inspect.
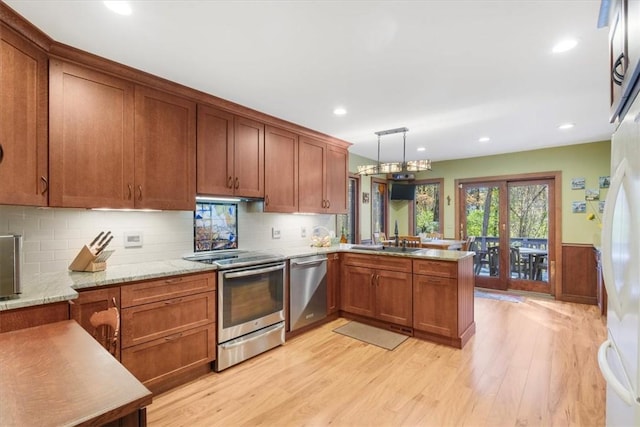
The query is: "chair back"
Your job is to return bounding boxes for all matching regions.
[427,232,442,239]
[462,236,475,251]
[89,298,120,357]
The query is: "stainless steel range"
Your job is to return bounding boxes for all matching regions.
[185,251,286,371]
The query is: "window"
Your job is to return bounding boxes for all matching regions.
[412,179,443,235]
[372,178,388,238]
[337,175,359,243]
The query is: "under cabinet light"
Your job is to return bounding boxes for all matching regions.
[104,1,132,16]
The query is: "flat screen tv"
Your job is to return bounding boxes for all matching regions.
[194,202,238,252]
[390,183,416,200]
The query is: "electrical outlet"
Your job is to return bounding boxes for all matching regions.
[272,227,281,239]
[301,226,307,238]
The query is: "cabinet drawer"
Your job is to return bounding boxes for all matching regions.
[343,253,412,272]
[121,323,215,389]
[121,272,215,307]
[413,259,457,278]
[121,291,215,348]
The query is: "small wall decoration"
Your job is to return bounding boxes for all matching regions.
[599,200,606,213]
[572,201,586,213]
[585,188,600,201]
[571,177,585,190]
[599,176,611,188]
[362,192,370,204]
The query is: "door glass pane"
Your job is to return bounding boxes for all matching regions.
[508,183,549,282]
[464,186,500,277]
[337,177,358,243]
[372,182,387,237]
[415,182,441,234]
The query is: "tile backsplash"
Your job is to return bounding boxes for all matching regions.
[0,203,335,276]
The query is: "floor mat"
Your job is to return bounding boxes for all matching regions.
[333,321,408,350]
[474,289,525,303]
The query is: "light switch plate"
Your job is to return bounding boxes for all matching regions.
[301,226,307,238]
[272,228,281,239]
[124,231,143,248]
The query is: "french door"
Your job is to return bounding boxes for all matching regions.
[457,175,557,294]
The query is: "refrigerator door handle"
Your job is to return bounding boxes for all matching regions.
[598,339,636,406]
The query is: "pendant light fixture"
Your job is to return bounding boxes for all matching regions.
[357,127,432,176]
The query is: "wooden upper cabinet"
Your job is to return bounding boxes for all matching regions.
[196,104,234,196]
[298,136,348,214]
[196,106,264,199]
[0,23,48,206]
[233,116,264,198]
[264,125,298,212]
[298,136,326,213]
[49,60,135,208]
[326,145,348,214]
[134,85,196,210]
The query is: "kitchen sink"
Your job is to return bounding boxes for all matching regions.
[351,245,424,254]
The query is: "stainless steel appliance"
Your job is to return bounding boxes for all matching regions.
[0,234,22,299]
[289,254,327,331]
[185,251,286,371]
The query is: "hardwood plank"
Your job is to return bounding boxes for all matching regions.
[147,295,606,426]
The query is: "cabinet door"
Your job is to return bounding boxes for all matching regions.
[0,24,48,206]
[375,270,412,326]
[413,275,457,337]
[264,125,298,212]
[298,136,326,212]
[134,85,196,210]
[233,116,264,198]
[341,265,375,317]
[49,60,135,208]
[326,145,348,214]
[327,253,340,314]
[196,104,234,196]
[70,287,121,359]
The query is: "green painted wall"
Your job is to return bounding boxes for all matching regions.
[349,140,610,244]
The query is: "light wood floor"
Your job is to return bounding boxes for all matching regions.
[147,295,607,427]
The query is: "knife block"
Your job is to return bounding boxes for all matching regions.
[69,245,106,272]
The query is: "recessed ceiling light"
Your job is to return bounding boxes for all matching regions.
[478,137,490,142]
[552,39,578,53]
[333,107,347,116]
[417,147,426,152]
[558,123,575,130]
[104,1,132,16]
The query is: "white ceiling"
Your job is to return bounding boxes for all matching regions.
[5,0,614,163]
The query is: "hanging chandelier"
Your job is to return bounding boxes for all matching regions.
[356,127,432,176]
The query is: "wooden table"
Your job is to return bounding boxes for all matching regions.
[0,320,152,426]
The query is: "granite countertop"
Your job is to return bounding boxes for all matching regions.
[1,245,473,312]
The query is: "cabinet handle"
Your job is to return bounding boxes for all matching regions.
[612,53,626,86]
[370,273,375,286]
[40,176,48,194]
[164,298,183,305]
[165,277,183,284]
[164,333,183,342]
[375,274,380,286]
[227,176,233,189]
[234,177,239,189]
[127,184,133,200]
[0,143,3,164]
[137,185,143,201]
[265,195,269,206]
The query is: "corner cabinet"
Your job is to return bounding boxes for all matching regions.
[341,254,413,327]
[298,136,348,214]
[196,104,264,199]
[264,125,298,212]
[49,61,196,210]
[0,23,48,206]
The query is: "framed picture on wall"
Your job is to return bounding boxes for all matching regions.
[599,176,610,188]
[572,201,586,213]
[571,177,585,190]
[585,189,600,201]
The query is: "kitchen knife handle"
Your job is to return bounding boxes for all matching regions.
[137,185,143,201]
[127,184,133,200]
[40,176,48,194]
[89,231,104,248]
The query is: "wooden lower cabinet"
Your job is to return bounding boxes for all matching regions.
[559,244,597,304]
[0,302,69,333]
[70,286,121,360]
[121,323,215,393]
[120,272,216,394]
[412,257,475,349]
[341,254,412,327]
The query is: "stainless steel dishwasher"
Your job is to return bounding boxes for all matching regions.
[289,254,327,331]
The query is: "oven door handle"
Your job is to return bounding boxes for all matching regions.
[219,322,284,349]
[223,263,285,279]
